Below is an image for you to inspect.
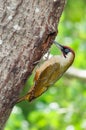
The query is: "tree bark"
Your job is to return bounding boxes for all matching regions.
[0,0,66,129]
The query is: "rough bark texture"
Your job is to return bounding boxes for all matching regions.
[0,0,66,129]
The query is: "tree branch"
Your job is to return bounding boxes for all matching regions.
[0,0,66,129]
[65,67,86,81]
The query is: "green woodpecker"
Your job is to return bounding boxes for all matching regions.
[17,41,75,103]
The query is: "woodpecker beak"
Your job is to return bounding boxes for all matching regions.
[53,41,66,58]
[53,41,63,50]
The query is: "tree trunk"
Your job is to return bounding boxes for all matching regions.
[0,0,66,129]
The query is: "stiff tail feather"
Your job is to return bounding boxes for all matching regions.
[16,93,30,103]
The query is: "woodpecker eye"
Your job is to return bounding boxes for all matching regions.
[61,47,70,54]
[64,48,70,54]
[61,46,71,58]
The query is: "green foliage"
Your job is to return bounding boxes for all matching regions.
[5,0,86,130]
[5,107,29,130]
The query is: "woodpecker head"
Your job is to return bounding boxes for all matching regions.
[53,41,75,58]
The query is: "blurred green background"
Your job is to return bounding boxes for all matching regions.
[5,0,86,130]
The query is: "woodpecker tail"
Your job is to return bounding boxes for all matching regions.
[16,92,30,103]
